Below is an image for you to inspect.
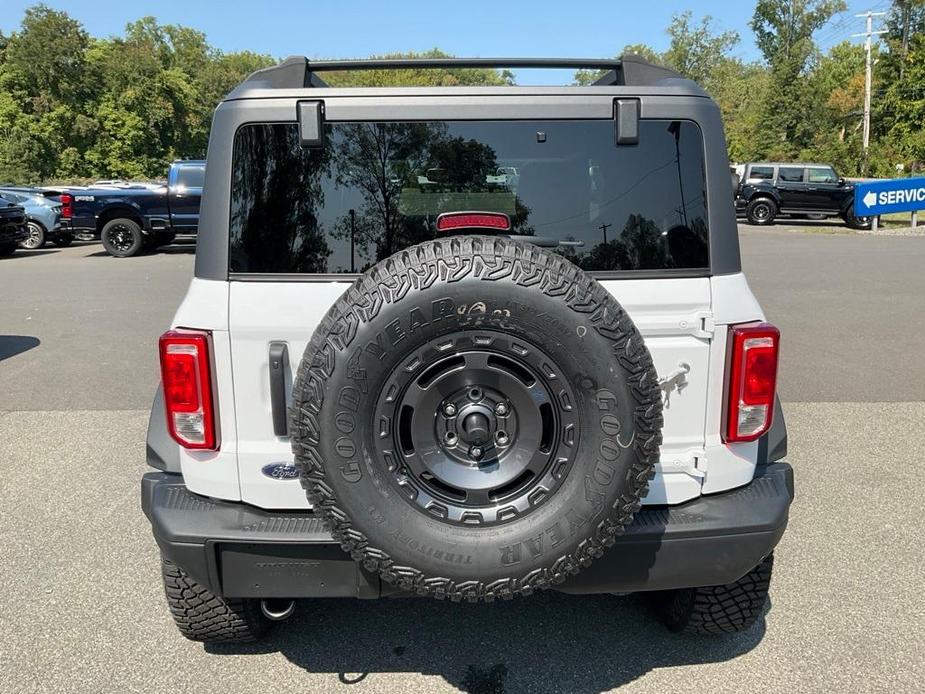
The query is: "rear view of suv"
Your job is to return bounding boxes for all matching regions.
[734,161,873,228]
[142,56,793,643]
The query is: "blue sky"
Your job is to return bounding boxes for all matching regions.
[1,0,891,84]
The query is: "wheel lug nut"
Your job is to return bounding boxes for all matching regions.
[443,403,457,417]
[496,431,508,445]
[495,402,508,416]
[469,446,483,460]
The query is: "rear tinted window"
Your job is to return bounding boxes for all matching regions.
[778,167,804,183]
[748,166,774,180]
[229,120,709,274]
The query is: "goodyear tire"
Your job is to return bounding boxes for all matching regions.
[652,554,774,634]
[161,555,270,643]
[290,237,663,602]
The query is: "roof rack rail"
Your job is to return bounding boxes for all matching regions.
[239,55,683,90]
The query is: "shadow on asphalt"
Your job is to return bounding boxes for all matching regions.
[208,592,768,692]
[2,248,60,259]
[85,243,196,258]
[0,335,40,361]
[738,217,853,231]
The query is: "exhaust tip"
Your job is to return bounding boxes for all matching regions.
[260,599,295,621]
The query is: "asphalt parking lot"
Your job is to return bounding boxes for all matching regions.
[1,225,924,693]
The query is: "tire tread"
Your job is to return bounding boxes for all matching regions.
[658,554,774,635]
[290,236,663,603]
[160,556,269,643]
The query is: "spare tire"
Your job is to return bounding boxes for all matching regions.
[290,237,662,601]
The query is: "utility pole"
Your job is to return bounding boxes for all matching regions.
[854,11,887,177]
[349,208,356,273]
[598,222,612,244]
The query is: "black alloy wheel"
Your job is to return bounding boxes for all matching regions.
[100,218,144,257]
[373,334,579,526]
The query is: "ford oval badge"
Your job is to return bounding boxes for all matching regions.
[261,463,300,480]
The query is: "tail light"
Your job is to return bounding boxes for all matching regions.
[59,193,73,218]
[724,322,780,443]
[159,330,218,450]
[436,211,511,232]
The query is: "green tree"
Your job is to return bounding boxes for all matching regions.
[750,0,847,158]
[323,49,513,88]
[0,5,92,181]
[573,44,661,86]
[663,12,741,88]
[0,7,273,181]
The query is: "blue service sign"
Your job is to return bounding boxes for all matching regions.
[854,177,925,216]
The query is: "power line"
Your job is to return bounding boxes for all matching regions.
[817,1,890,48]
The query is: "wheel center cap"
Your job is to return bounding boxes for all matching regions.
[461,412,491,445]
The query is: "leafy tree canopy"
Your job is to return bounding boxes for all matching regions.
[0,3,922,182]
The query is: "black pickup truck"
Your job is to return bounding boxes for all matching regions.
[63,160,204,257]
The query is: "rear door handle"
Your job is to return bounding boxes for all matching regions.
[268,342,289,437]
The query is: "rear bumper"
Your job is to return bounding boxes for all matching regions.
[142,463,793,598]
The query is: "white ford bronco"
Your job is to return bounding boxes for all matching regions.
[142,56,792,642]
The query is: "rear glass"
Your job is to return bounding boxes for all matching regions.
[229,120,709,274]
[177,165,205,189]
[749,166,774,180]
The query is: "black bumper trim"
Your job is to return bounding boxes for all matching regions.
[142,463,793,598]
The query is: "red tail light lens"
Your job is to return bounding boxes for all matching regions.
[59,193,73,218]
[436,212,511,232]
[724,322,780,443]
[159,330,218,450]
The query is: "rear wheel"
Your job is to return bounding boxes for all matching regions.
[652,554,774,635]
[161,556,271,643]
[100,218,144,257]
[746,198,777,226]
[20,221,46,249]
[54,233,74,247]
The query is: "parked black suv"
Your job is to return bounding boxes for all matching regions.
[0,194,28,257]
[734,162,873,229]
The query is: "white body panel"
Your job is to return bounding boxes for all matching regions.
[170,280,241,499]
[169,272,765,508]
